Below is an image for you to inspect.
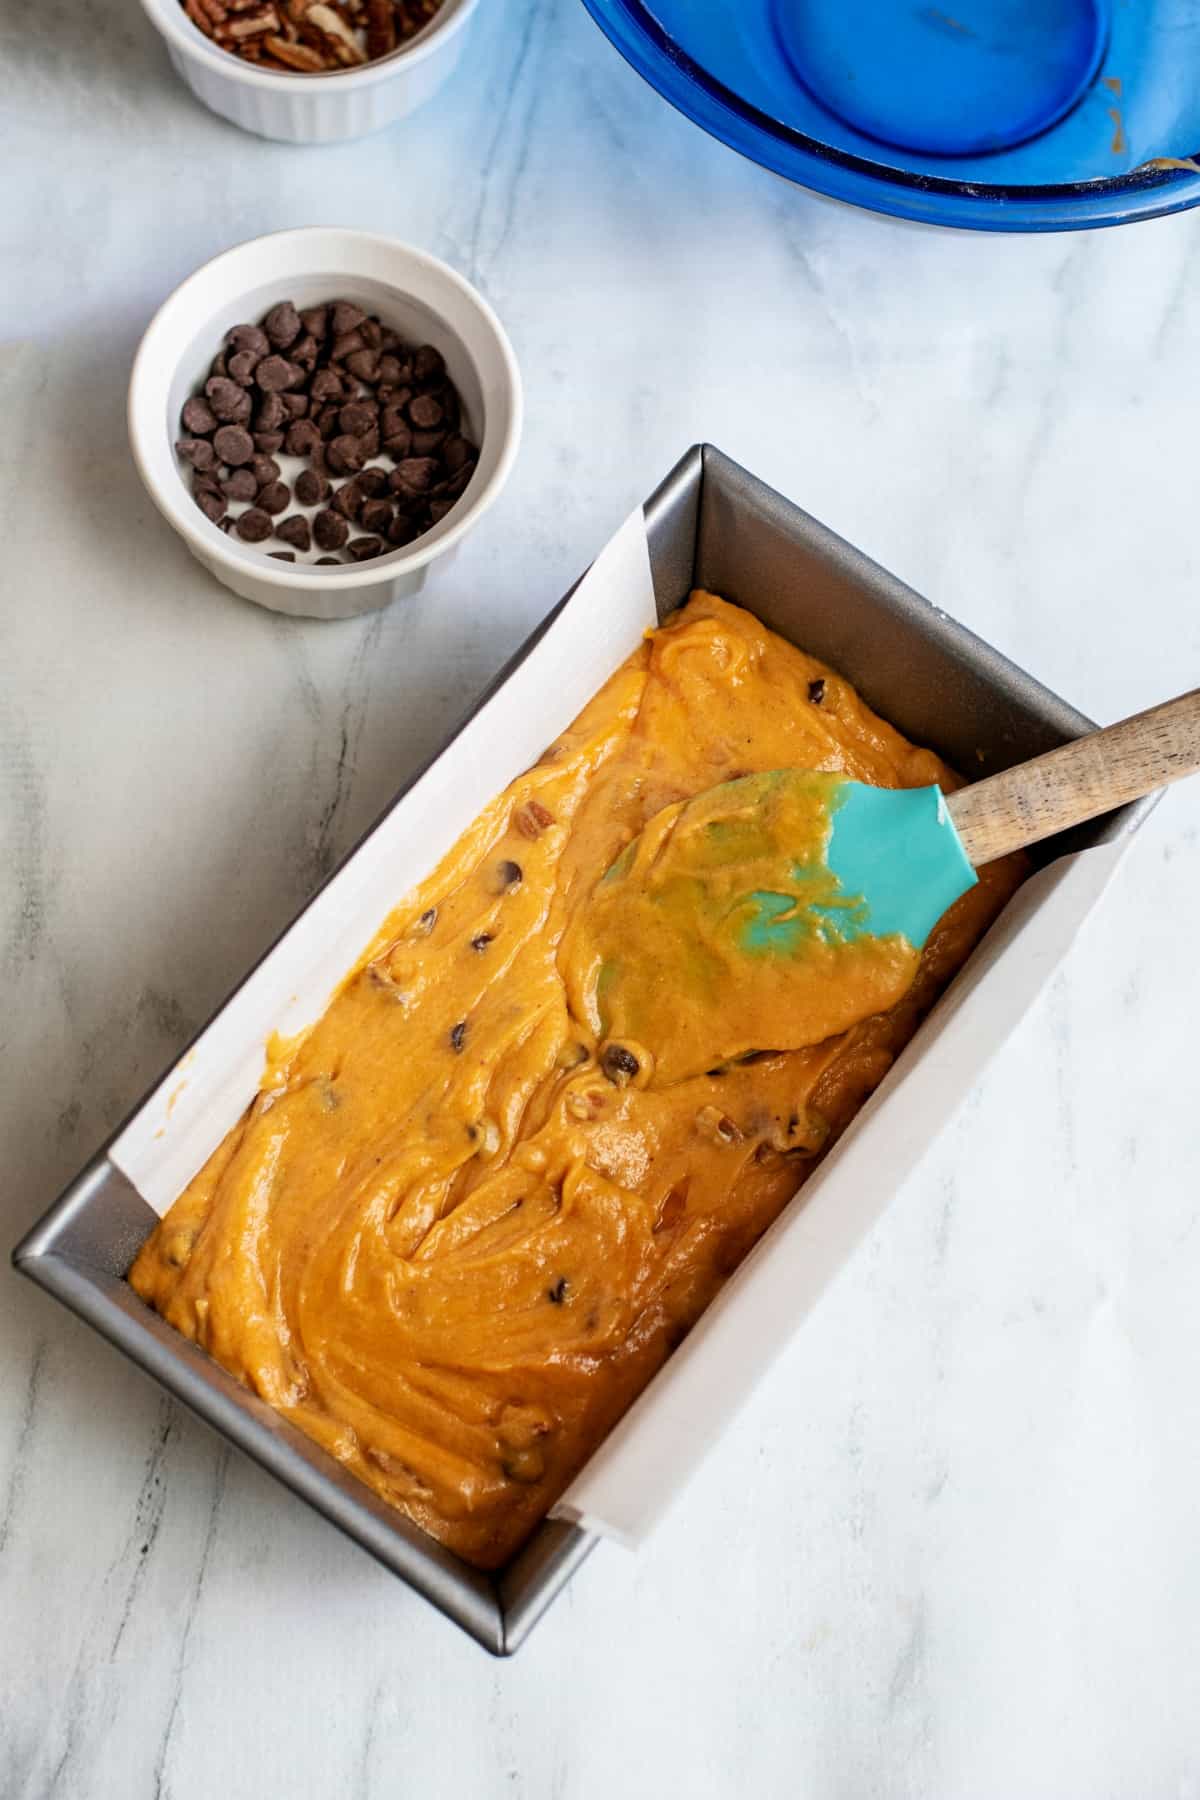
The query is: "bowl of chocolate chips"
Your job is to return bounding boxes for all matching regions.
[139,0,481,142]
[128,227,522,620]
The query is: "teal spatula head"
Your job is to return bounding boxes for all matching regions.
[561,770,977,1085]
[822,776,977,949]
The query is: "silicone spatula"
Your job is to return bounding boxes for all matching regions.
[572,687,1200,1084]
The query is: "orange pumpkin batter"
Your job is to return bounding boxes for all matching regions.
[130,591,1025,1569]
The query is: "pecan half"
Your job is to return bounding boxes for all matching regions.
[304,0,368,61]
[365,0,396,56]
[265,34,327,64]
[220,5,280,39]
[696,1104,743,1146]
[514,799,555,839]
[184,0,216,34]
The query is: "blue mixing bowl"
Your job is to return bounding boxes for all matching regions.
[580,0,1200,231]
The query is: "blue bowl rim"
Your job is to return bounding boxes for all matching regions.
[581,0,1200,230]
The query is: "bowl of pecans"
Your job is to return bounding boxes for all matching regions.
[128,228,522,620]
[139,0,480,142]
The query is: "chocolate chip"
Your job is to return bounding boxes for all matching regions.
[276,514,311,551]
[360,498,392,535]
[268,551,296,561]
[347,535,385,561]
[331,300,367,336]
[313,509,349,551]
[383,428,413,462]
[450,1020,466,1053]
[331,329,366,362]
[209,351,229,380]
[413,344,445,384]
[445,461,476,496]
[393,456,439,493]
[408,392,443,430]
[338,400,377,437]
[220,468,258,501]
[227,350,260,387]
[294,468,329,506]
[315,556,341,565]
[253,432,285,455]
[257,481,290,515]
[429,498,456,523]
[387,513,419,546]
[361,318,383,350]
[356,466,389,498]
[255,391,287,431]
[332,480,363,520]
[376,354,407,387]
[213,424,254,466]
[344,348,380,383]
[291,333,319,371]
[181,395,217,435]
[285,420,322,458]
[381,399,410,437]
[255,355,302,393]
[176,436,216,471]
[328,435,366,474]
[194,489,225,523]
[227,323,270,357]
[251,455,281,487]
[282,391,309,418]
[206,377,252,424]
[316,404,341,440]
[310,367,343,405]
[411,428,447,458]
[442,433,473,472]
[808,678,826,704]
[235,507,272,542]
[299,305,328,341]
[264,301,302,349]
[546,1277,568,1305]
[601,1043,640,1084]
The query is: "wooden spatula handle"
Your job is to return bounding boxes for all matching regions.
[945,687,1200,866]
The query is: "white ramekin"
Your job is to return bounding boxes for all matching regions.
[138,0,481,143]
[128,228,522,621]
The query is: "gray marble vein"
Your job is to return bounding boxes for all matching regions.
[151,1449,229,1800]
[0,1340,45,1560]
[4,0,1200,1794]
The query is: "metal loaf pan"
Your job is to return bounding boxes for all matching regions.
[12,446,1152,1654]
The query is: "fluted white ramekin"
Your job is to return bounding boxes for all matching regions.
[128,228,522,621]
[138,0,480,143]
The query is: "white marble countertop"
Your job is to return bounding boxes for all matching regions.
[5,1,1200,1793]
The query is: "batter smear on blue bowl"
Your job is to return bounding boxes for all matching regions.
[130,591,1025,1569]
